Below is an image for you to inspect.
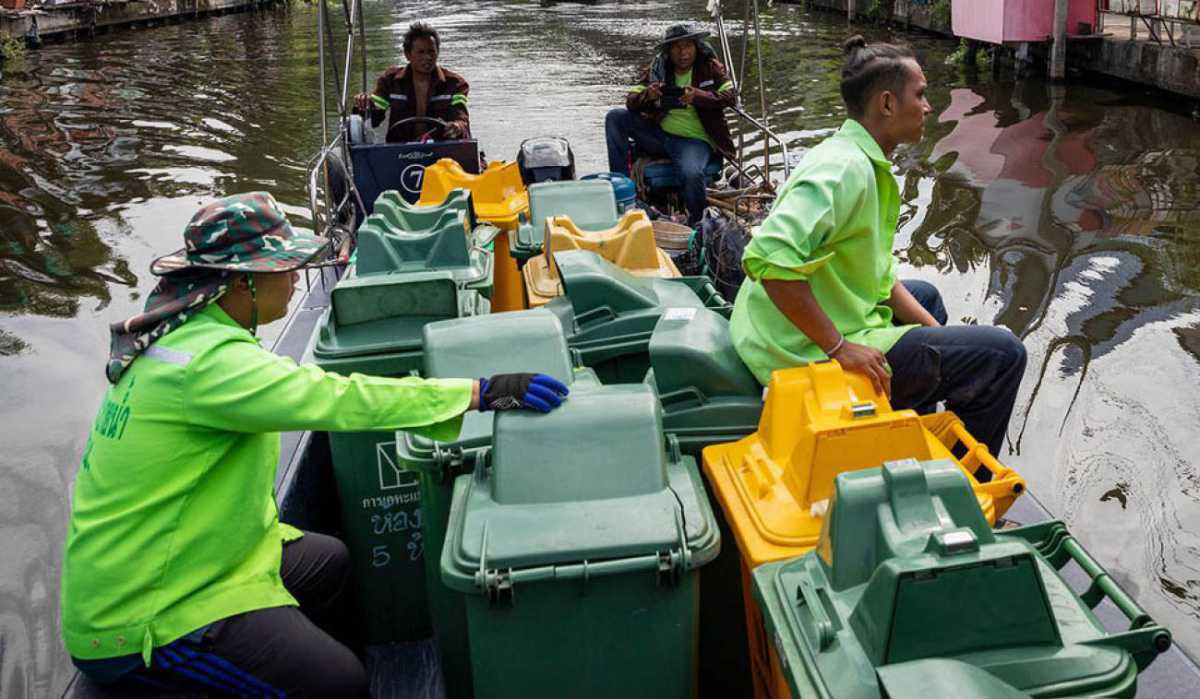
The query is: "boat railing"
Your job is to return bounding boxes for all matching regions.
[710,0,792,199]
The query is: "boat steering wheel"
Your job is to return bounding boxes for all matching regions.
[388,116,451,141]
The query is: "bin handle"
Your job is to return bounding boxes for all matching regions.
[795,578,836,651]
[1003,521,1172,667]
[947,419,1018,490]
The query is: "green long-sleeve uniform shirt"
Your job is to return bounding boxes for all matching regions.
[62,303,473,664]
[730,119,917,384]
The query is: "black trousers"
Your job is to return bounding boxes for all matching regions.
[77,532,368,698]
[887,280,1028,456]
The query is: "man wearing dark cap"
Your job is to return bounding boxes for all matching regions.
[605,24,737,225]
[61,192,568,696]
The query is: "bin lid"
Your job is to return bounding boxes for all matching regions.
[648,308,760,399]
[700,363,1020,565]
[355,210,474,275]
[422,309,573,383]
[511,180,621,258]
[418,159,528,226]
[581,172,637,202]
[441,385,719,591]
[551,250,703,321]
[315,273,473,359]
[751,460,1141,698]
[376,188,478,231]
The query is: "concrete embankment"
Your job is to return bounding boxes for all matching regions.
[791,0,1200,101]
[1,0,283,45]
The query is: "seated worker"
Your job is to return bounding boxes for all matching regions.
[61,193,568,697]
[605,24,736,226]
[353,21,470,143]
[730,37,1027,456]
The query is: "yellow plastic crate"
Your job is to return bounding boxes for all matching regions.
[418,159,529,312]
[522,209,680,307]
[701,361,1026,699]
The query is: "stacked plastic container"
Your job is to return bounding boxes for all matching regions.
[419,159,529,312]
[522,209,681,307]
[752,458,1170,698]
[541,250,728,383]
[440,385,721,698]
[396,310,600,698]
[510,179,621,263]
[702,361,1027,698]
[312,191,493,644]
[352,198,495,300]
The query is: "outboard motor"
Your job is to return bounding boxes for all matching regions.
[517,136,575,184]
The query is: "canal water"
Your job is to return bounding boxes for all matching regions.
[2,0,1199,694]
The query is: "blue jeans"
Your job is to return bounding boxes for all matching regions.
[887,280,1027,456]
[605,107,712,225]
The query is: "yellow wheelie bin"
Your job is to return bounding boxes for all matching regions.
[701,360,1026,699]
[419,159,529,312]
[522,209,680,307]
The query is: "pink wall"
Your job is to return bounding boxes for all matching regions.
[952,0,1098,43]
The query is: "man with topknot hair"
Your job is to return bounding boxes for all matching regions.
[731,36,1027,457]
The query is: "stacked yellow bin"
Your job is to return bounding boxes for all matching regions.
[522,209,680,307]
[701,361,1026,699]
[419,159,529,312]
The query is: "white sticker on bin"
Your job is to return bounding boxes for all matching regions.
[663,307,697,321]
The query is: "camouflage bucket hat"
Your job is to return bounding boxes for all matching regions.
[150,191,330,276]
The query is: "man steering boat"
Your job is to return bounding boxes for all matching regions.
[354,22,471,143]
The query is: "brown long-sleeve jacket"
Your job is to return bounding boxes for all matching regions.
[363,65,470,143]
[626,56,736,158]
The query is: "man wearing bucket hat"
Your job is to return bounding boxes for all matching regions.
[605,23,737,225]
[60,192,568,696]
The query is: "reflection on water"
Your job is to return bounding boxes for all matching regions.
[2,1,1199,694]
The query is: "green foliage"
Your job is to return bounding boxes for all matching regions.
[931,0,951,29]
[1,35,26,63]
[945,39,990,67]
[865,0,887,22]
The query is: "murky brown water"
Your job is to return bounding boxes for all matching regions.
[2,0,1199,694]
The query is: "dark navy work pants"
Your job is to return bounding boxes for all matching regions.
[887,280,1027,456]
[73,532,367,698]
[605,107,712,225]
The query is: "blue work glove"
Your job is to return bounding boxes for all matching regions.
[478,373,569,413]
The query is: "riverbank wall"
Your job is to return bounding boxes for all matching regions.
[0,0,282,45]
[792,0,1200,101]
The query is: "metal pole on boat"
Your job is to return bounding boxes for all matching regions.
[357,0,368,95]
[1050,0,1069,80]
[318,0,328,146]
[752,0,769,177]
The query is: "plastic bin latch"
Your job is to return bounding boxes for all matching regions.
[933,528,980,556]
[656,505,692,587]
[483,569,514,606]
[845,401,877,420]
[476,522,516,606]
[431,444,466,484]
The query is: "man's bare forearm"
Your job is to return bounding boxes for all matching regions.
[884,280,939,327]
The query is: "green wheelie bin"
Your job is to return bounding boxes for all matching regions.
[509,179,620,263]
[440,384,721,698]
[312,271,489,644]
[352,209,497,300]
[396,309,600,698]
[752,458,1172,698]
[543,250,730,384]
